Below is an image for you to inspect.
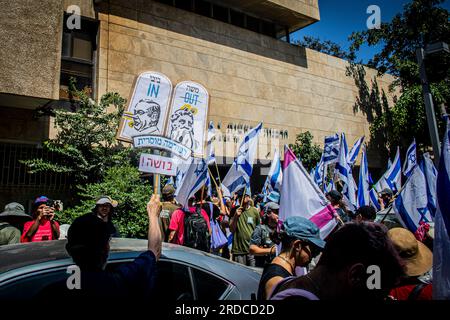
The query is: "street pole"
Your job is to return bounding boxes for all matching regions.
[416,47,441,166]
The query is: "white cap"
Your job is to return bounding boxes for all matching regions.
[96,196,118,208]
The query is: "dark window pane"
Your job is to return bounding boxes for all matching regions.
[230,9,245,28]
[154,0,174,6]
[72,37,92,61]
[0,269,68,299]
[153,261,194,301]
[174,0,192,11]
[212,4,228,23]
[261,20,275,37]
[194,0,211,17]
[192,268,229,300]
[246,15,260,33]
[62,32,72,57]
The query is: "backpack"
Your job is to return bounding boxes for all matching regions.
[183,206,210,252]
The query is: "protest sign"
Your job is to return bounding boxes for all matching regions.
[138,153,178,176]
[166,81,209,158]
[118,71,173,142]
[133,135,191,160]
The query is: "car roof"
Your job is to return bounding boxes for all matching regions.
[0,239,262,281]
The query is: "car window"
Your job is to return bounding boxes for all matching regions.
[153,260,194,301]
[0,268,68,299]
[191,268,229,300]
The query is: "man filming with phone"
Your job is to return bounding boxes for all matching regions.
[21,196,60,242]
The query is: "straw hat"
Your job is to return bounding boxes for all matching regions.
[387,227,433,277]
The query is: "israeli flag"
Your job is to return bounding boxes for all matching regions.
[205,170,212,198]
[375,147,402,193]
[347,136,365,167]
[174,158,192,189]
[403,139,417,178]
[393,161,433,233]
[167,176,175,186]
[423,153,437,213]
[175,158,208,208]
[206,121,216,165]
[335,133,357,210]
[313,157,325,187]
[221,122,262,197]
[433,118,450,299]
[322,134,340,165]
[263,148,282,196]
[357,146,370,207]
[369,188,381,211]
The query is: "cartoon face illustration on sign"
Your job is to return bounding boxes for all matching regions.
[169,109,198,150]
[133,99,161,133]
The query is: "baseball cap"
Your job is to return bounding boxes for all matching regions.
[283,216,325,249]
[34,196,50,205]
[267,190,280,203]
[380,188,394,197]
[264,202,280,213]
[96,196,118,208]
[162,184,176,197]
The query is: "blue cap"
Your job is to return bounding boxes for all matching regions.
[267,190,280,203]
[283,216,325,249]
[34,196,49,205]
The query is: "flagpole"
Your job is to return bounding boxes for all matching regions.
[214,162,222,186]
[208,167,226,214]
[240,186,247,208]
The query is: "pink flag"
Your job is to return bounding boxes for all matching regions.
[280,145,338,239]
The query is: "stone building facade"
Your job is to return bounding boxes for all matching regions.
[0,0,396,206]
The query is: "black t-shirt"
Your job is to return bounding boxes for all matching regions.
[257,263,292,300]
[37,250,157,300]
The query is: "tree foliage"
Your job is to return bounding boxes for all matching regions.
[21,78,131,186]
[59,165,152,238]
[289,131,322,171]
[347,0,449,155]
[296,36,356,61]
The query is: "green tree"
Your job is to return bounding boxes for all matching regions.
[296,36,356,61]
[59,165,152,238]
[289,131,322,171]
[348,0,449,155]
[21,79,131,186]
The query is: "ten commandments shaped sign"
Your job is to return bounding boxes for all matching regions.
[165,81,209,158]
[117,71,173,142]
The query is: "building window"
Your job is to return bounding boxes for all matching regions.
[194,0,211,16]
[60,14,98,97]
[246,14,260,33]
[154,0,284,40]
[230,9,245,28]
[212,4,229,23]
[174,0,193,11]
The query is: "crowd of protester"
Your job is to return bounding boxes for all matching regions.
[0,184,435,301]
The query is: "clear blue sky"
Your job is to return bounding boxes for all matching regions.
[291,0,450,63]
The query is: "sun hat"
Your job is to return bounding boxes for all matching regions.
[387,227,432,277]
[283,216,325,249]
[0,202,32,220]
[95,196,118,208]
